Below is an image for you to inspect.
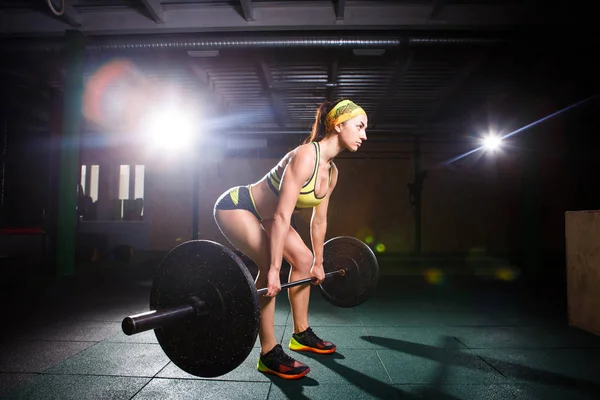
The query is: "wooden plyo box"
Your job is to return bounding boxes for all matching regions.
[565,210,600,336]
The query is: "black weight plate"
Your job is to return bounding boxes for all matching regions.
[320,236,379,307]
[150,240,260,377]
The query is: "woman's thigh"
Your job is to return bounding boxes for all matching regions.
[214,209,271,274]
[261,220,314,272]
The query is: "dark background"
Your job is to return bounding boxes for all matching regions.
[1,1,599,289]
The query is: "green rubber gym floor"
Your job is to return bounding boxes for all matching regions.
[1,257,599,399]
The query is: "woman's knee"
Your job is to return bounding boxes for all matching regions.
[291,248,314,273]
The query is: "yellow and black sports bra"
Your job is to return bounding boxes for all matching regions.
[266,142,332,209]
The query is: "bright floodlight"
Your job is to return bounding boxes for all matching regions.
[145,108,195,150]
[482,134,502,151]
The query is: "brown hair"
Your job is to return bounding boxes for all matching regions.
[303,99,344,144]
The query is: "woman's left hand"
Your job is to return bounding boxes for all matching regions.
[310,263,326,285]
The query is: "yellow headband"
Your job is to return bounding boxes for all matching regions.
[326,100,367,131]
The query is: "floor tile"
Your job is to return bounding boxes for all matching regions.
[0,340,94,373]
[3,374,150,400]
[44,342,170,377]
[132,378,270,400]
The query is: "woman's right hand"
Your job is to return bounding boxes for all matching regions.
[265,268,281,297]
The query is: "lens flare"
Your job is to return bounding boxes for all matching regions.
[482,135,502,151]
[83,59,148,129]
[423,268,444,285]
[142,107,196,150]
[494,267,520,281]
[442,92,599,166]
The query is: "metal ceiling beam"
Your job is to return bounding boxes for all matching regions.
[256,60,287,129]
[371,44,414,126]
[140,0,165,23]
[326,58,339,102]
[44,0,82,28]
[0,2,529,36]
[240,0,254,22]
[86,34,503,52]
[335,0,346,21]
[0,32,510,54]
[189,61,230,115]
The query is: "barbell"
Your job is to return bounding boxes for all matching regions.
[121,236,379,378]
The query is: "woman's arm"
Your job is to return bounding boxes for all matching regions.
[309,162,339,283]
[265,146,315,296]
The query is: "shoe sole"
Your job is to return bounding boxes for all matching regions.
[289,344,337,354]
[257,359,310,380]
[289,338,336,354]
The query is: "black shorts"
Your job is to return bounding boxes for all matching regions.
[214,185,263,221]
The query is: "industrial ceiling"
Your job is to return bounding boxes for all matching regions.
[0,1,597,157]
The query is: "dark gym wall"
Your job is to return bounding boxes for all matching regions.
[139,90,591,264]
[77,86,585,264]
[3,67,596,280]
[0,122,53,230]
[146,150,515,255]
[146,157,195,251]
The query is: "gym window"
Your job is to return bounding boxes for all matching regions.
[80,164,99,202]
[118,164,145,221]
[78,164,100,221]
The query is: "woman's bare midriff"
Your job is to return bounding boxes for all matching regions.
[249,147,298,222]
[249,178,281,221]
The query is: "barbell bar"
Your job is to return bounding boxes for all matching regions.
[122,268,347,336]
[120,236,379,378]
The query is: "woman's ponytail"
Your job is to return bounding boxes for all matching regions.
[303,99,341,144]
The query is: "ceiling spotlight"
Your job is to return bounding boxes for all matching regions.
[482,135,502,151]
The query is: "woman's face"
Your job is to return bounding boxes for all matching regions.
[336,114,368,152]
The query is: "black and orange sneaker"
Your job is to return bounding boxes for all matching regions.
[257,344,310,379]
[288,327,336,354]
